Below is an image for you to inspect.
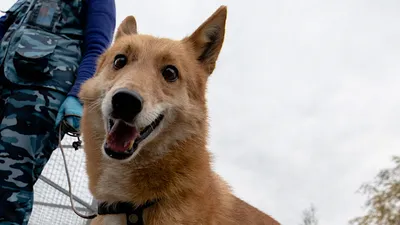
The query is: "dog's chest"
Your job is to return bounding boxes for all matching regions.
[95,166,132,200]
[100,214,125,225]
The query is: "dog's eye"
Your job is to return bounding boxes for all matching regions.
[162,65,179,82]
[113,54,127,70]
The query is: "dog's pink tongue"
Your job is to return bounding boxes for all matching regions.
[106,121,139,152]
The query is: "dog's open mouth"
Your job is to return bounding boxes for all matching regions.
[104,114,164,160]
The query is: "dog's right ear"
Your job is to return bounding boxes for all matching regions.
[115,16,138,40]
[184,6,227,75]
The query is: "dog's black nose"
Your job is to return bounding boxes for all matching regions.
[111,88,143,122]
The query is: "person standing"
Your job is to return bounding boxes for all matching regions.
[0,0,116,224]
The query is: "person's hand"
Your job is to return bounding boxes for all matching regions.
[55,96,83,132]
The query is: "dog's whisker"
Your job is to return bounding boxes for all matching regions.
[86,99,102,113]
[79,97,98,102]
[87,103,100,113]
[89,134,105,142]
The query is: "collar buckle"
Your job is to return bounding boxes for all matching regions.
[97,201,157,225]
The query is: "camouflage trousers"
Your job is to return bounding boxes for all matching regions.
[0,81,66,225]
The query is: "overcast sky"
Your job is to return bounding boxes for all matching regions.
[2,0,400,225]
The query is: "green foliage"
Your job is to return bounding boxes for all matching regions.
[300,204,319,225]
[350,156,400,225]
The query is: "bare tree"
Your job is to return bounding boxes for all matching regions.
[350,155,400,225]
[300,204,319,225]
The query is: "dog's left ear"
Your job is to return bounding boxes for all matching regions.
[115,16,138,40]
[184,6,227,75]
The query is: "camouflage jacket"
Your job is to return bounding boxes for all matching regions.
[0,0,84,94]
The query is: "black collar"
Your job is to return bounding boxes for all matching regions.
[97,201,157,225]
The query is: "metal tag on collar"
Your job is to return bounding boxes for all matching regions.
[126,210,144,225]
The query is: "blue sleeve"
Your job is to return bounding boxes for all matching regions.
[0,15,10,40]
[68,0,116,97]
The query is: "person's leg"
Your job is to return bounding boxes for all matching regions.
[0,87,66,225]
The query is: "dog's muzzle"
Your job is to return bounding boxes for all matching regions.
[103,88,164,160]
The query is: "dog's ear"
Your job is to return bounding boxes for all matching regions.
[115,16,138,40]
[184,6,227,75]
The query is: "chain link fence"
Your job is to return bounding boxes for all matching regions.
[28,136,95,225]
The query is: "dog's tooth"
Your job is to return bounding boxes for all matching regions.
[128,139,135,149]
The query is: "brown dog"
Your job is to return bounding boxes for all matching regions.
[79,6,280,225]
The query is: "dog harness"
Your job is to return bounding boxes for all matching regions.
[97,201,157,225]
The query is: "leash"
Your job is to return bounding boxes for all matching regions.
[58,119,157,223]
[58,120,98,219]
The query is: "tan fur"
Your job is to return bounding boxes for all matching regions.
[79,6,280,225]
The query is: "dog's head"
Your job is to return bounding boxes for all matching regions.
[79,6,227,162]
